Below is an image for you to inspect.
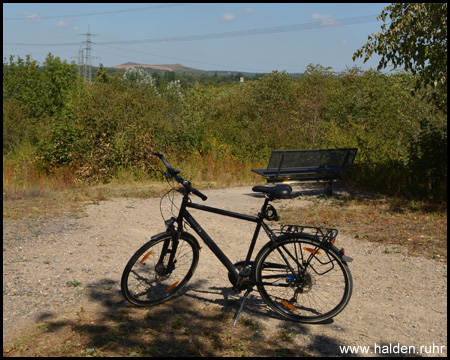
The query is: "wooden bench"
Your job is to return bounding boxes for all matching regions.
[251,148,358,195]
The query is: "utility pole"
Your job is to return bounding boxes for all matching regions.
[71,46,84,78]
[78,25,99,82]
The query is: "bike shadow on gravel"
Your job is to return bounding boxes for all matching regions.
[28,277,398,357]
[181,282,423,357]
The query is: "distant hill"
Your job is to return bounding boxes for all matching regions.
[109,62,208,75]
[107,62,299,78]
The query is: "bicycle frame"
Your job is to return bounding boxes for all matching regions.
[169,191,276,285]
[123,153,353,326]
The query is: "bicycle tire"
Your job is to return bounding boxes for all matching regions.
[121,232,200,306]
[254,235,352,323]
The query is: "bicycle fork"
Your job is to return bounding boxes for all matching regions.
[155,219,181,278]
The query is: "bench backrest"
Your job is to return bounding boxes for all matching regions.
[267,148,358,170]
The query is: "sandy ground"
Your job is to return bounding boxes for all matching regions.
[3,186,447,356]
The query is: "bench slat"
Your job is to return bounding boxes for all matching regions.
[252,148,357,195]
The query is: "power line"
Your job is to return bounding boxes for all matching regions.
[103,14,379,45]
[3,3,194,21]
[5,14,380,47]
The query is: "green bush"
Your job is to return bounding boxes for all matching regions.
[408,118,447,201]
[3,55,447,202]
[36,109,79,168]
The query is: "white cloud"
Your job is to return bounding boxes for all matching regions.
[341,40,348,46]
[55,20,68,27]
[311,13,340,27]
[26,13,42,22]
[311,13,329,19]
[221,12,236,22]
[242,8,254,15]
[73,26,79,31]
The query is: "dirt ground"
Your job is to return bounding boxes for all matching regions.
[3,186,447,356]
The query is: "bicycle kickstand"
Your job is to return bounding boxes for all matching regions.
[231,286,253,327]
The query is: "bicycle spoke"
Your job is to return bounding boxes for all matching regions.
[121,234,199,306]
[255,237,352,323]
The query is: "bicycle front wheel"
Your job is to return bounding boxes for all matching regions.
[121,232,200,306]
[254,236,352,323]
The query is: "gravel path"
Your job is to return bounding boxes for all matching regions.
[3,186,447,356]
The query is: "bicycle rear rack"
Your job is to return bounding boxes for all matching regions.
[280,224,338,247]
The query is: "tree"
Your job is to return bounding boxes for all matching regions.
[42,53,81,116]
[353,3,447,109]
[95,63,110,83]
[353,5,447,201]
[3,54,47,120]
[296,64,335,147]
[122,66,157,92]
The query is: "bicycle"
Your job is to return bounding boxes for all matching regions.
[121,152,353,326]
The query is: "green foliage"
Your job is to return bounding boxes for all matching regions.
[322,67,446,198]
[353,3,447,110]
[324,68,419,163]
[3,99,33,155]
[36,109,79,167]
[208,71,301,161]
[68,81,167,182]
[3,55,48,120]
[179,83,221,154]
[2,54,447,202]
[42,53,82,115]
[94,63,111,84]
[295,64,335,147]
[408,118,447,201]
[3,53,82,157]
[122,66,157,92]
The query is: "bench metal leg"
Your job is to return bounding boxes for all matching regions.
[324,181,333,196]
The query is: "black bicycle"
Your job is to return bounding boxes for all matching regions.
[121,153,353,325]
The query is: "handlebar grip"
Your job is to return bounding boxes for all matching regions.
[152,152,171,169]
[152,152,207,201]
[192,188,208,201]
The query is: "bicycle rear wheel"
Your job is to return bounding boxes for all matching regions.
[121,232,199,306]
[254,236,352,323]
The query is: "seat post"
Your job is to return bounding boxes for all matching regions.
[258,196,272,218]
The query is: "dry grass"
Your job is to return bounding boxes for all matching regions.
[3,155,263,220]
[3,297,309,357]
[172,153,264,188]
[280,191,447,261]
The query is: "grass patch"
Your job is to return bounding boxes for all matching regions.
[3,298,309,357]
[4,156,445,261]
[3,154,263,220]
[4,157,446,262]
[2,179,172,220]
[280,192,447,261]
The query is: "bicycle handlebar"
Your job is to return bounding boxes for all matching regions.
[152,152,208,201]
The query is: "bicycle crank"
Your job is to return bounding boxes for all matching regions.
[228,261,253,291]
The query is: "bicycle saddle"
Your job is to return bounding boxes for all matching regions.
[252,184,292,199]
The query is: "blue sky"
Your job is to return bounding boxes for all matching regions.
[3,3,391,73]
